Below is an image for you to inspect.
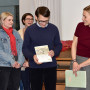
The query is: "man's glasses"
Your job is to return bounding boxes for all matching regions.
[25,18,33,21]
[38,20,49,24]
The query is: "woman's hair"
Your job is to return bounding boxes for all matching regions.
[83,5,90,13]
[22,13,33,25]
[0,12,13,24]
[35,6,50,18]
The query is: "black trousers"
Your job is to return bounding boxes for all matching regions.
[30,67,56,90]
[21,67,31,90]
[0,67,21,90]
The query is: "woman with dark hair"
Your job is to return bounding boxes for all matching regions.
[18,13,34,90]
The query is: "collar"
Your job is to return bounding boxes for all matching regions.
[36,22,48,28]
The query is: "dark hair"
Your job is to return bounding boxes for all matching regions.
[22,13,33,25]
[35,6,50,18]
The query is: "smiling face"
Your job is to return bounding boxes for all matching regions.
[82,10,90,26]
[23,15,33,27]
[2,16,13,29]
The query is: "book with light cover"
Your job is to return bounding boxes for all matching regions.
[34,45,52,63]
[65,70,86,88]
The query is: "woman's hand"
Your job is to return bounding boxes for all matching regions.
[13,61,20,68]
[73,62,80,76]
[23,61,29,68]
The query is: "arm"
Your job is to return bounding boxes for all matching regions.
[71,35,78,60]
[22,29,42,65]
[15,30,25,66]
[79,58,90,68]
[17,51,25,66]
[53,29,62,57]
[0,38,15,66]
[71,36,79,76]
[22,28,34,60]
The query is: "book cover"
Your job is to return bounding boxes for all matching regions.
[34,45,52,63]
[65,70,86,88]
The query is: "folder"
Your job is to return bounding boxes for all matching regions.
[65,70,86,88]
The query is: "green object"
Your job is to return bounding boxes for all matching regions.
[65,70,86,88]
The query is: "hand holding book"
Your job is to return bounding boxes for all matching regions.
[65,70,86,88]
[34,45,52,63]
[48,50,55,57]
[73,61,81,77]
[33,55,42,64]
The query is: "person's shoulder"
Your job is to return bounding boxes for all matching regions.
[0,26,4,32]
[26,23,37,32]
[77,22,84,27]
[48,23,58,28]
[13,29,20,35]
[48,23,59,32]
[75,22,85,37]
[13,29,18,32]
[18,28,23,32]
[18,28,23,35]
[27,23,36,29]
[13,29,22,39]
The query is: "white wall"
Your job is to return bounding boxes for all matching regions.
[19,0,90,40]
[61,0,90,40]
[19,0,62,37]
[19,0,35,28]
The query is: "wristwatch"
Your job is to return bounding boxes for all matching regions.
[72,59,76,63]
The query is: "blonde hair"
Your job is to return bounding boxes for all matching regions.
[83,5,90,13]
[0,12,13,24]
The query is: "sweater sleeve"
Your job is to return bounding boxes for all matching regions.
[22,28,34,60]
[53,28,62,57]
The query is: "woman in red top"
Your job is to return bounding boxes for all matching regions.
[66,5,90,90]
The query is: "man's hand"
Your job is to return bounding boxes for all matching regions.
[48,50,54,57]
[33,55,42,64]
